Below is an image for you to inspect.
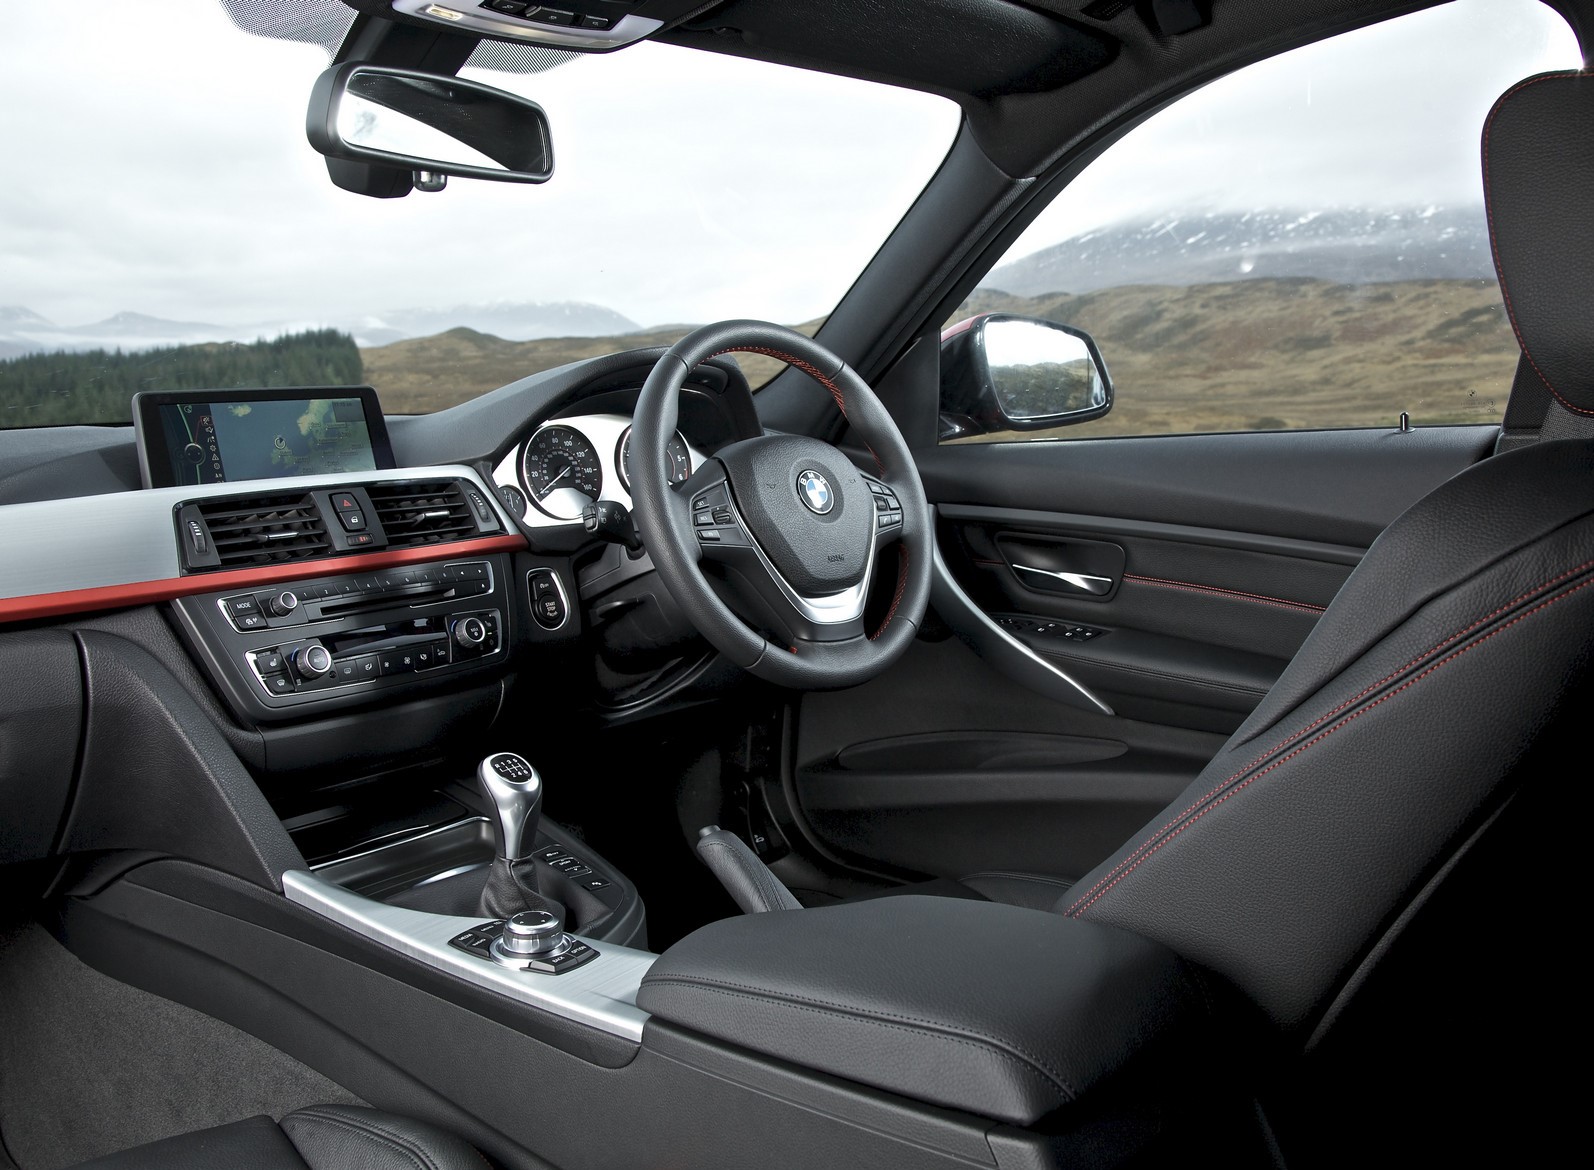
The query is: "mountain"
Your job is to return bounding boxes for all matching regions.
[350,302,640,348]
[0,300,643,358]
[985,207,1493,297]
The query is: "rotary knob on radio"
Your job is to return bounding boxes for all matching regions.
[264,589,300,617]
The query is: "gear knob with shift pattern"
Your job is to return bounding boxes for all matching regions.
[477,752,542,863]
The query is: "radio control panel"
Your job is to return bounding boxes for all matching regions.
[170,554,547,724]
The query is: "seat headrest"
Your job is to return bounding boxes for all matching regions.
[1484,71,1594,417]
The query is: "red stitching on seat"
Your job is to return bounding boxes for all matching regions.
[1122,573,1325,614]
[1481,70,1594,418]
[1063,555,1594,916]
[871,545,910,640]
[1066,564,1594,919]
[704,345,886,473]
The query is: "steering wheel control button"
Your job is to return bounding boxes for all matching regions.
[694,510,714,526]
[697,528,721,542]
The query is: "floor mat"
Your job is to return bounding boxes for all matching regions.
[0,923,362,1170]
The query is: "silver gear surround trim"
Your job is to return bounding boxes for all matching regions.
[282,869,654,1042]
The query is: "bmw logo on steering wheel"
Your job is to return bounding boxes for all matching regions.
[796,469,834,515]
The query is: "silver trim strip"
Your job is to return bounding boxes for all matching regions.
[392,0,663,50]
[309,816,491,871]
[282,869,654,1043]
[1010,564,1115,596]
[728,496,879,626]
[930,539,1113,716]
[0,464,512,604]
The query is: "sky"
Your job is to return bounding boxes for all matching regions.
[0,0,1580,333]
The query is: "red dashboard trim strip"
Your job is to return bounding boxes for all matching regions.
[0,533,529,624]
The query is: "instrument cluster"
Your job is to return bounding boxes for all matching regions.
[493,412,701,526]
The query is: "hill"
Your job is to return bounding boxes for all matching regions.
[0,300,642,359]
[950,276,1517,437]
[360,324,812,414]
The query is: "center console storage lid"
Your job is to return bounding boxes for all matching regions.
[636,896,1211,1127]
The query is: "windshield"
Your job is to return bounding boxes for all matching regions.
[0,1,958,426]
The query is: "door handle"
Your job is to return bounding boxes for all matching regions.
[1010,564,1115,596]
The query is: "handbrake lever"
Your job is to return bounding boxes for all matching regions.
[696,825,801,914]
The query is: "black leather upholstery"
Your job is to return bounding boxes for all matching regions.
[1483,71,1594,416]
[1061,437,1594,1029]
[68,1105,486,1170]
[637,895,1210,1126]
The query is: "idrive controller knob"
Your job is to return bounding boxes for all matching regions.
[490,907,569,966]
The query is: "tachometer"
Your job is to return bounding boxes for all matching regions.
[616,426,692,495]
[522,425,603,520]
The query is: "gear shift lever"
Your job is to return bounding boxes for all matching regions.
[477,752,543,862]
[475,752,558,920]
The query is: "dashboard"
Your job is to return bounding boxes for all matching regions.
[0,349,759,773]
[491,412,705,526]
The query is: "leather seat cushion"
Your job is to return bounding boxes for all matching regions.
[859,872,1075,911]
[68,1105,486,1170]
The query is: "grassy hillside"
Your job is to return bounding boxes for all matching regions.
[949,277,1517,438]
[360,324,814,415]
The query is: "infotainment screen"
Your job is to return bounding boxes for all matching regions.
[133,386,395,489]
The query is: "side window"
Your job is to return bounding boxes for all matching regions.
[942,0,1580,444]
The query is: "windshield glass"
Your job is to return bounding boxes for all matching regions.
[0,1,958,426]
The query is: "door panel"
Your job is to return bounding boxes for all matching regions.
[792,636,1222,884]
[788,425,1496,885]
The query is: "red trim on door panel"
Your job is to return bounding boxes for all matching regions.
[0,533,527,624]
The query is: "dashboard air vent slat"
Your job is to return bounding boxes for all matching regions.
[367,480,479,548]
[194,493,331,569]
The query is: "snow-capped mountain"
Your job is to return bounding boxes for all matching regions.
[984,206,1494,297]
[0,300,643,358]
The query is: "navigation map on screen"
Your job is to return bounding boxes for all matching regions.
[160,396,378,486]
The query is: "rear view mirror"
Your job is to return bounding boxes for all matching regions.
[939,314,1113,438]
[306,63,553,186]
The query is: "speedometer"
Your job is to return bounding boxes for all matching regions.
[521,425,604,520]
[616,426,692,494]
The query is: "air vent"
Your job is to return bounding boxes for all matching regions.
[367,480,479,548]
[194,492,332,569]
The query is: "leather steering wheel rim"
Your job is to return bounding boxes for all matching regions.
[629,320,932,690]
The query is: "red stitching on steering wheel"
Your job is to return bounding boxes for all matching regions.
[705,346,886,474]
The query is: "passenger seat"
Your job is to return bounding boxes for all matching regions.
[66,1104,486,1170]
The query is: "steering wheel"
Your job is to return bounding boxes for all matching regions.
[629,321,932,689]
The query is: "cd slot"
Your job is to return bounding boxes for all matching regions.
[319,580,455,617]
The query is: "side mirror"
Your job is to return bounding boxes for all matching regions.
[939,314,1113,439]
[306,63,554,187]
